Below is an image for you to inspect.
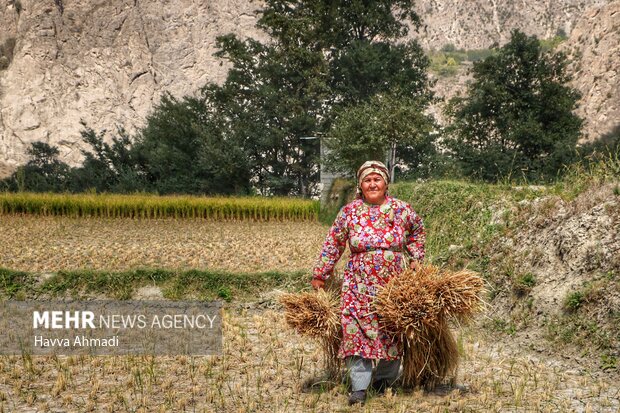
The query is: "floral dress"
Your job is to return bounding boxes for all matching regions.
[313,196,425,360]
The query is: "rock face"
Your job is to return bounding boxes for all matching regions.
[0,0,265,171]
[490,184,620,351]
[560,1,620,142]
[414,0,610,50]
[0,0,617,174]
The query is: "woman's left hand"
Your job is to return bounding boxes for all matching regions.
[311,278,325,290]
[409,260,421,272]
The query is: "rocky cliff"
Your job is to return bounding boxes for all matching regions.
[414,0,610,50]
[561,1,620,142]
[0,0,265,172]
[0,0,617,175]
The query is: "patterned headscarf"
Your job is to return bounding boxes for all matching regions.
[356,160,390,199]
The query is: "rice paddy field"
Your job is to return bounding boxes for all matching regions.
[1,191,619,411]
[0,215,326,274]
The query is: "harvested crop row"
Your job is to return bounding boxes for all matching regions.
[0,309,616,412]
[0,215,329,273]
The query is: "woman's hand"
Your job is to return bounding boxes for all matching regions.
[311,278,325,290]
[409,260,421,272]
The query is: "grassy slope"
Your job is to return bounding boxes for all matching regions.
[0,267,307,302]
[394,173,619,369]
[391,180,540,269]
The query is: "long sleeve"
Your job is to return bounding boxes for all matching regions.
[405,206,425,263]
[312,207,349,281]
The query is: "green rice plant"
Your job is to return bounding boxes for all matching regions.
[0,192,320,221]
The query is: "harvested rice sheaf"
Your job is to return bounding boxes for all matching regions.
[401,321,459,390]
[375,265,485,389]
[376,265,485,334]
[433,269,486,323]
[374,265,443,336]
[280,289,342,377]
[280,289,340,338]
[281,266,484,388]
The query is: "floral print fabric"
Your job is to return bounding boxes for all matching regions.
[313,196,425,360]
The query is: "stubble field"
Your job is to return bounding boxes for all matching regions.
[0,215,619,412]
[0,216,326,273]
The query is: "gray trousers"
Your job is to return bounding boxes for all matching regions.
[345,356,401,392]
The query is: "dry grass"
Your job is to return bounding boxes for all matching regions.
[0,309,618,412]
[0,215,326,273]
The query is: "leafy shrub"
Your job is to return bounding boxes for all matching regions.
[564,291,585,311]
[513,273,536,296]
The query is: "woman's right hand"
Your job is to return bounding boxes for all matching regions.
[311,278,325,290]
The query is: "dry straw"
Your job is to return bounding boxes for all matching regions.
[375,265,485,389]
[279,289,342,377]
[281,266,484,390]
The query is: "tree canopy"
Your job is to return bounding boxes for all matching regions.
[324,94,436,179]
[205,0,433,194]
[0,142,70,192]
[444,30,582,182]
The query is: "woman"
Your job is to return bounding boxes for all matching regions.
[312,160,425,405]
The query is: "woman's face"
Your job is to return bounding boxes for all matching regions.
[360,173,387,205]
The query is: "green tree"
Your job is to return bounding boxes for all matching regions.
[69,123,146,193]
[445,30,582,182]
[329,39,432,105]
[0,142,70,192]
[206,34,326,196]
[206,0,432,196]
[325,93,436,179]
[135,93,251,195]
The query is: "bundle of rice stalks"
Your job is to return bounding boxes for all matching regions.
[280,289,342,377]
[401,320,459,390]
[434,269,485,324]
[375,265,443,337]
[375,265,485,389]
